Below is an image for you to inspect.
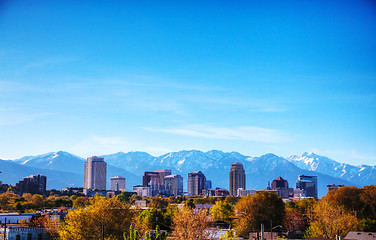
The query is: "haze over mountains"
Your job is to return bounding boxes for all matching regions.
[1,150,374,198]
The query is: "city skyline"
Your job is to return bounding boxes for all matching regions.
[0,1,375,166]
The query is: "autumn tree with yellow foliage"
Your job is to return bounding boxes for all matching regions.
[305,200,359,239]
[58,196,134,240]
[171,206,213,240]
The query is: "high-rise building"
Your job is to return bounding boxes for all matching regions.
[164,174,183,196]
[268,176,294,199]
[188,171,206,195]
[84,156,107,190]
[110,176,126,192]
[229,162,246,196]
[16,174,47,194]
[153,169,172,193]
[296,175,318,198]
[142,171,160,195]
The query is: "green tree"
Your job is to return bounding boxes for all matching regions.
[210,200,235,224]
[137,208,172,232]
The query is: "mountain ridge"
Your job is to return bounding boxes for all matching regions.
[2,150,374,197]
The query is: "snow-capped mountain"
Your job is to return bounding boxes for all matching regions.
[2,150,371,197]
[0,158,82,189]
[288,152,376,186]
[244,153,353,196]
[14,151,85,174]
[11,151,141,191]
[102,150,353,197]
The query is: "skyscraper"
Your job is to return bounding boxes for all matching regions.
[84,156,107,190]
[188,171,206,195]
[153,169,172,193]
[296,175,318,198]
[142,171,160,195]
[229,162,246,196]
[110,176,126,192]
[164,174,183,196]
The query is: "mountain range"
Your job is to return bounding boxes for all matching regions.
[0,150,374,198]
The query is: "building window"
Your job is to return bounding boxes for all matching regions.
[16,235,21,240]
[28,233,32,240]
[38,233,43,240]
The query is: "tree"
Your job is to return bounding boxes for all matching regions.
[234,191,285,238]
[72,196,90,208]
[58,196,134,240]
[116,191,134,204]
[306,200,359,239]
[224,196,239,205]
[324,186,363,216]
[155,225,168,240]
[210,200,235,224]
[220,230,239,240]
[171,206,213,240]
[283,208,306,231]
[137,208,172,232]
[360,185,376,218]
[149,197,169,209]
[124,225,140,240]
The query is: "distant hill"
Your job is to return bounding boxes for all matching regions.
[7,151,140,191]
[2,150,373,197]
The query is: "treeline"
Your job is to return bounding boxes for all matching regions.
[1,185,375,240]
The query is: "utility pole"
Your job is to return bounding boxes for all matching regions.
[261,223,264,240]
[4,217,7,240]
[271,220,273,240]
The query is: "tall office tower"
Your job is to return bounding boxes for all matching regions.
[16,174,47,194]
[296,175,318,198]
[84,156,107,190]
[110,176,126,192]
[153,169,172,193]
[164,174,183,196]
[188,171,206,195]
[229,162,246,196]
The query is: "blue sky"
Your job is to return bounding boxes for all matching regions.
[0,0,375,165]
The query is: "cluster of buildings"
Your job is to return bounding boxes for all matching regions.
[5,156,347,201]
[82,156,322,199]
[133,170,183,197]
[265,175,318,200]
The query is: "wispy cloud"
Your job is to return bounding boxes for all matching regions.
[0,110,56,126]
[142,124,290,143]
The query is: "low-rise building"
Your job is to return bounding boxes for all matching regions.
[133,185,152,197]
